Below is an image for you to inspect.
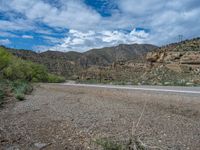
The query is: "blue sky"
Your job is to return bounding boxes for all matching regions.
[0,0,200,52]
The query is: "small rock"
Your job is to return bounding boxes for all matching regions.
[164,82,171,85]
[186,82,194,86]
[34,142,51,149]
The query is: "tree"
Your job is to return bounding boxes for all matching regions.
[0,48,11,72]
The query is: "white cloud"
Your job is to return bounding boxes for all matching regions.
[117,0,200,45]
[3,0,101,31]
[0,31,18,38]
[22,35,33,39]
[0,39,11,45]
[0,20,34,31]
[42,35,62,44]
[0,0,200,50]
[49,28,149,52]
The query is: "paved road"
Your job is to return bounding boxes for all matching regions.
[62,83,200,95]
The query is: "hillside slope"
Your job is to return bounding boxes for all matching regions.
[78,38,200,86]
[79,44,157,67]
[146,37,200,63]
[3,43,157,78]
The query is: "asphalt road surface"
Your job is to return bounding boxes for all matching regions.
[63,83,200,95]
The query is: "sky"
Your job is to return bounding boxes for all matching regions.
[0,0,200,52]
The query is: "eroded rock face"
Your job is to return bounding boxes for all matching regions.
[163,52,182,63]
[146,51,200,65]
[146,38,200,64]
[180,52,200,64]
[146,52,160,62]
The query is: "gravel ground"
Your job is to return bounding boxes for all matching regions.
[0,83,200,150]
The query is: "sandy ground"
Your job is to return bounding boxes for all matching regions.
[1,83,200,150]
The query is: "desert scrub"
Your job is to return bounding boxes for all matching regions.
[94,138,125,150]
[12,80,33,101]
[0,47,65,103]
[95,137,157,150]
[47,74,65,83]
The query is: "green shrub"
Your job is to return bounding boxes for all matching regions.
[3,58,49,82]
[15,93,25,101]
[0,47,11,71]
[0,47,65,103]
[12,81,33,101]
[31,63,48,82]
[95,139,124,150]
[47,74,65,83]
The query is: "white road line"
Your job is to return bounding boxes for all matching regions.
[62,83,200,94]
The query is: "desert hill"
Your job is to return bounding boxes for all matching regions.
[2,37,200,85]
[3,43,157,77]
[78,38,200,86]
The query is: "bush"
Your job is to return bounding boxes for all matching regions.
[3,58,49,82]
[12,81,33,101]
[0,47,11,71]
[0,47,65,103]
[47,74,65,83]
[95,138,124,150]
[15,93,25,101]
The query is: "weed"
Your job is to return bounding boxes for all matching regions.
[12,80,33,101]
[94,138,124,150]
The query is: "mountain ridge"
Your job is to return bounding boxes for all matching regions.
[2,43,157,77]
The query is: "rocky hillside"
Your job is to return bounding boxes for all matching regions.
[3,43,157,78]
[146,38,200,75]
[79,44,157,67]
[78,38,200,86]
[4,38,200,86]
[146,37,200,63]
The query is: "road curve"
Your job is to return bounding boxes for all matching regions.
[62,83,200,95]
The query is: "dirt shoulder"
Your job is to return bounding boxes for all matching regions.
[1,83,200,149]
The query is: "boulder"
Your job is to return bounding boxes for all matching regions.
[146,52,159,62]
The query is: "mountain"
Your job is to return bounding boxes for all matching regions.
[2,38,200,86]
[3,43,157,78]
[77,37,200,86]
[79,44,157,67]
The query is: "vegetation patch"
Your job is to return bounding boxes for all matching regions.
[47,74,65,83]
[11,81,33,101]
[0,45,65,104]
[94,137,154,150]
[94,138,125,150]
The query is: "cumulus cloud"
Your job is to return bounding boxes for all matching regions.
[2,0,101,30]
[0,31,18,38]
[0,20,34,31]
[22,35,34,39]
[0,0,200,51]
[0,39,11,45]
[49,29,149,52]
[118,0,200,44]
